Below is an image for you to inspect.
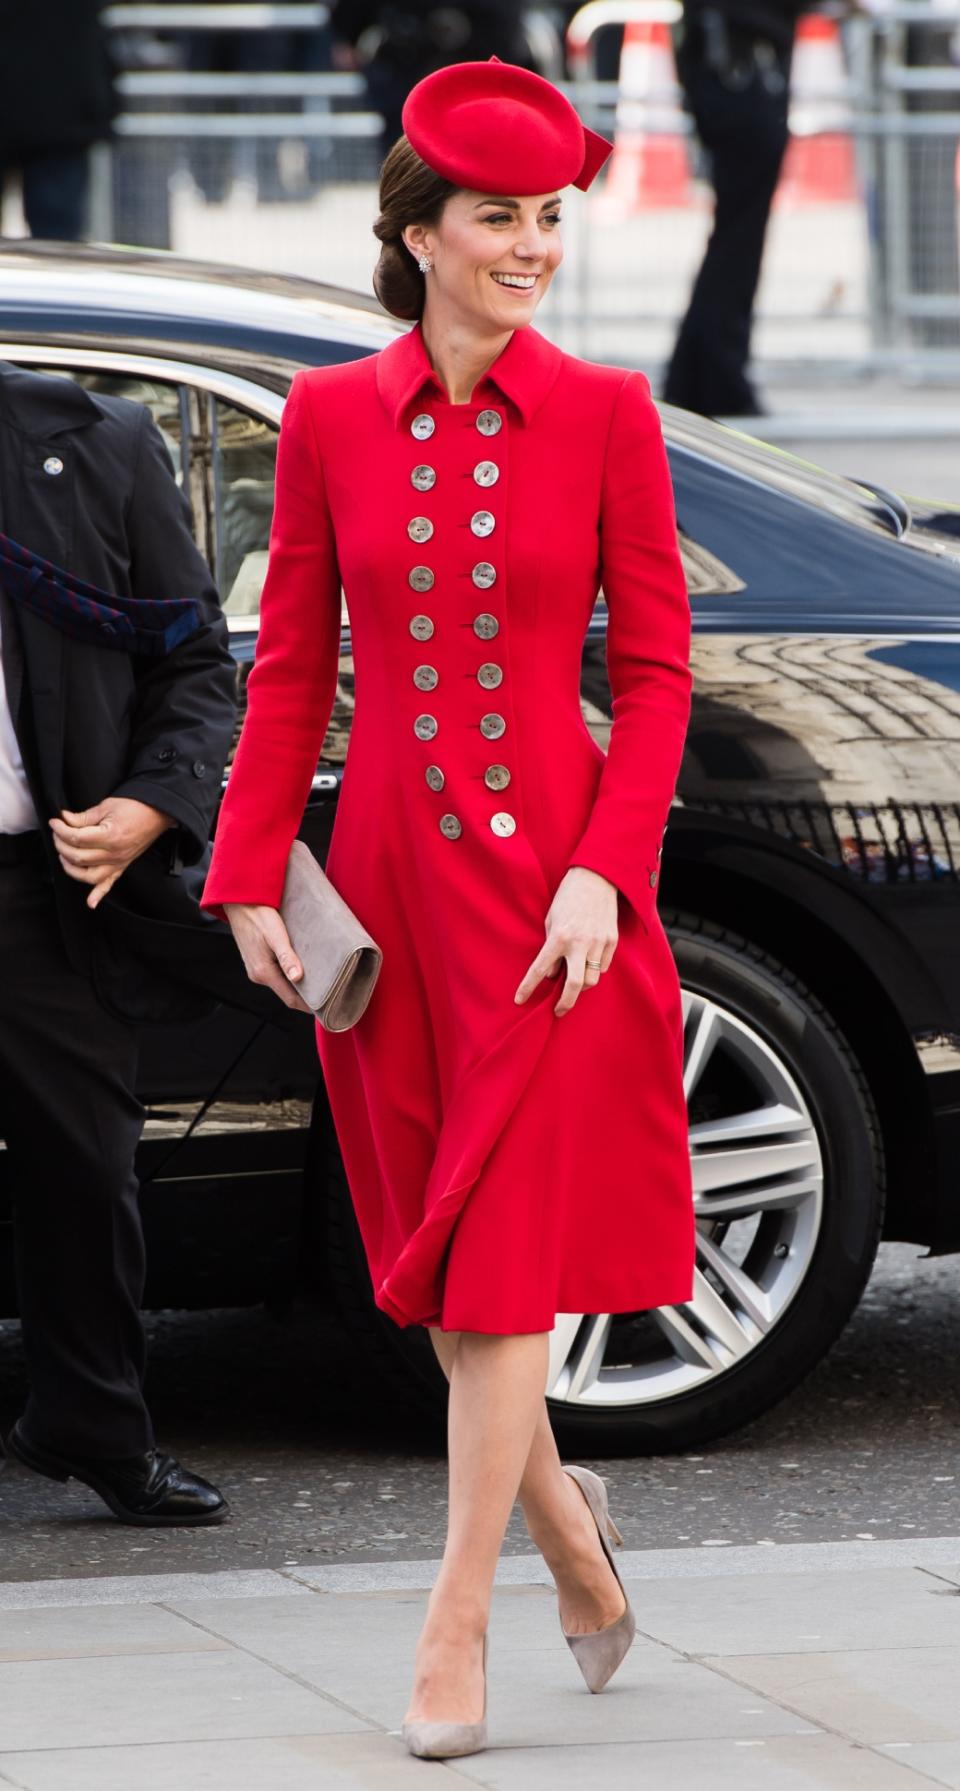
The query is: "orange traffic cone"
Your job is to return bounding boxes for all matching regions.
[778,13,858,206]
[599,19,691,212]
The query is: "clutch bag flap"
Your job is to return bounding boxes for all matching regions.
[279,840,382,1031]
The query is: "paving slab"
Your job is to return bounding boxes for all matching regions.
[630,1567,960,1657]
[0,1648,371,1753]
[168,1582,660,1678]
[447,1734,941,1791]
[0,1734,445,1791]
[707,1646,960,1745]
[0,1602,230,1663]
[173,1586,815,1745]
[877,1742,960,1789]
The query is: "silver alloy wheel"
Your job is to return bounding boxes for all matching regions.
[546,988,825,1410]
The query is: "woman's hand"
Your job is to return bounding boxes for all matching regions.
[223,903,314,1015]
[514,866,619,1017]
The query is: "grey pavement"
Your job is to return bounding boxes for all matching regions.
[2,1538,960,1788]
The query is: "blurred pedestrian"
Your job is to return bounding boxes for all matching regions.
[331,1,536,154]
[0,362,236,1523]
[0,1,116,241]
[663,0,807,416]
[204,58,694,1758]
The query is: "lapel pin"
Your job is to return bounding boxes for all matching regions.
[42,456,64,476]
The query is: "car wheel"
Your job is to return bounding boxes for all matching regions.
[319,913,885,1452]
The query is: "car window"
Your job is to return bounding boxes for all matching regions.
[211,397,353,769]
[211,400,277,619]
[64,372,186,485]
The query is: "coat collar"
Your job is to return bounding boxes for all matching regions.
[375,322,563,428]
[0,361,102,438]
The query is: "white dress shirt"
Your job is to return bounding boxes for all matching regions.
[0,608,38,833]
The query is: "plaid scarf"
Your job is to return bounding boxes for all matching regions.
[0,531,203,656]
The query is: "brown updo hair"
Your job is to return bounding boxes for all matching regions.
[373,135,459,321]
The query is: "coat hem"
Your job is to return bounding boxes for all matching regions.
[374,1272,696,1334]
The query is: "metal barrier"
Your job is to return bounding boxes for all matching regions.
[563,0,960,368]
[75,2,960,371]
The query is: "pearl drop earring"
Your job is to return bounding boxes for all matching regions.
[417,253,433,274]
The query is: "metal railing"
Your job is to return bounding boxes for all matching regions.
[80,1,960,371]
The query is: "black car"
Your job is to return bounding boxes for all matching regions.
[3,241,960,1453]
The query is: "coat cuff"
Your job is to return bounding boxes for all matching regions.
[200,861,289,922]
[111,777,210,865]
[567,847,662,933]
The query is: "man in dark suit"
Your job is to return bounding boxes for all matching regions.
[0,361,237,1523]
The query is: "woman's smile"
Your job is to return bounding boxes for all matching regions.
[490,271,539,290]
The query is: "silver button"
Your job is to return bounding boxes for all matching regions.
[439,814,462,840]
[477,663,503,690]
[409,614,434,641]
[472,562,497,590]
[43,455,64,476]
[473,613,499,640]
[425,765,445,792]
[471,510,496,538]
[409,566,435,593]
[408,516,434,543]
[476,409,503,437]
[411,413,435,441]
[490,811,516,838]
[649,869,659,889]
[484,764,511,791]
[413,664,438,691]
[473,461,500,488]
[414,714,438,740]
[480,713,506,739]
[411,464,436,491]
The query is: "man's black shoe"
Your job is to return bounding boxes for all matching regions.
[7,1421,228,1526]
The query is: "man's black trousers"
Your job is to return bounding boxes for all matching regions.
[0,841,153,1457]
[663,59,790,417]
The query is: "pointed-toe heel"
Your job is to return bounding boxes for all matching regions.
[561,1464,637,1694]
[401,1635,488,1760]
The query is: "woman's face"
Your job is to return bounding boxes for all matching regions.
[404,189,563,334]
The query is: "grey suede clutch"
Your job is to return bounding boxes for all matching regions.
[279,840,382,1031]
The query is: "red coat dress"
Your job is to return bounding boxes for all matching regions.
[203,322,695,1333]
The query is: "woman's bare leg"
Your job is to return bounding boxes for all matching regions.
[428,1329,626,1637]
[405,1330,548,1724]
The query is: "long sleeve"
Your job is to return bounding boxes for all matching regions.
[568,372,691,927]
[202,371,342,912]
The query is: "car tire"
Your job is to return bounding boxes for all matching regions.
[318,913,885,1453]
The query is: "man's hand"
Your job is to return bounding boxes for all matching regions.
[49,797,176,911]
[222,903,314,1015]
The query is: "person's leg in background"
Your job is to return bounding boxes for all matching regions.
[664,43,790,416]
[20,148,90,240]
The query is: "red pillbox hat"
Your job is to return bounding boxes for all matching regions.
[402,57,613,195]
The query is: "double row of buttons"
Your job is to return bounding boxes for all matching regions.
[407,408,515,840]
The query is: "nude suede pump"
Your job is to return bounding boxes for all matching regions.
[401,1635,488,1760]
[561,1465,637,1693]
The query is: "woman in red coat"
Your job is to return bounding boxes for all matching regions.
[204,59,693,1760]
